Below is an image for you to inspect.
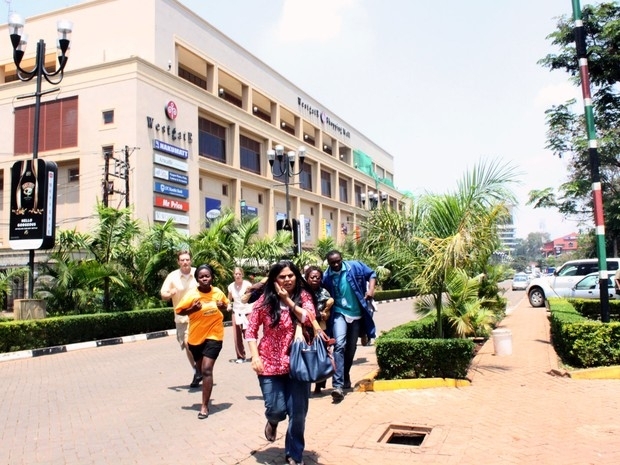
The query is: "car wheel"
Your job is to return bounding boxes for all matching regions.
[528,287,545,307]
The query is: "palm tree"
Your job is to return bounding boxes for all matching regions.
[132,219,190,307]
[381,158,518,337]
[0,267,29,310]
[415,269,496,338]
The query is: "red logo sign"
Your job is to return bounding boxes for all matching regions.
[165,101,178,120]
[155,196,188,212]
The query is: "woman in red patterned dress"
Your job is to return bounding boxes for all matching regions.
[245,260,316,465]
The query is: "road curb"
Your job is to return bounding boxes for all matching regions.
[355,369,471,392]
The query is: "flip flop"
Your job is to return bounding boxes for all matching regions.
[197,411,209,420]
[264,421,277,442]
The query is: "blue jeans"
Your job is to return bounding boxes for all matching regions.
[331,312,361,389]
[258,374,310,462]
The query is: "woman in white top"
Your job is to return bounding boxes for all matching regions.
[227,267,253,363]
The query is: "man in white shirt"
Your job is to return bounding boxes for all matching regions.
[160,250,199,387]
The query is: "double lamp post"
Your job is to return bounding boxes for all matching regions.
[8,13,72,298]
[268,145,305,251]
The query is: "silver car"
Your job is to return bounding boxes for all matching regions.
[512,273,529,291]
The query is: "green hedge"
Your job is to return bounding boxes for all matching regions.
[374,314,474,380]
[0,288,411,354]
[0,308,175,353]
[548,297,620,368]
[374,289,417,301]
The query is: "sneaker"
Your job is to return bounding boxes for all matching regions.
[190,373,202,388]
[331,388,344,402]
[235,358,245,364]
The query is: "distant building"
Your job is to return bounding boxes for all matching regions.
[541,233,579,258]
[497,205,517,254]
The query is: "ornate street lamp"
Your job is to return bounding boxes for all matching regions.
[268,144,305,230]
[8,13,72,298]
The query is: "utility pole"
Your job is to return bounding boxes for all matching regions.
[102,146,138,208]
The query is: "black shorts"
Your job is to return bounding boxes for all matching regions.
[188,339,223,362]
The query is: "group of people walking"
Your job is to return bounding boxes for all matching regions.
[160,249,376,465]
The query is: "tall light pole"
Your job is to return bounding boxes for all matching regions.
[268,144,305,230]
[8,13,72,298]
[570,0,610,322]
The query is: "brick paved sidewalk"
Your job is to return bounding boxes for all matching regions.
[2,297,620,464]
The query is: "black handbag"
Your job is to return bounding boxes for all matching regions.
[288,323,335,383]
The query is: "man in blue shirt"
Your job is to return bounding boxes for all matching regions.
[322,250,377,402]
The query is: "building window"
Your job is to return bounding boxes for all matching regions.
[258,193,263,204]
[300,164,313,191]
[222,184,228,196]
[198,117,226,163]
[354,185,362,207]
[68,167,79,182]
[218,88,242,108]
[14,96,78,155]
[339,179,348,204]
[178,66,207,90]
[240,135,261,174]
[321,170,331,198]
[102,110,114,124]
[280,121,295,136]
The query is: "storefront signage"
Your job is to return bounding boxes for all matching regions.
[165,101,178,120]
[154,167,188,185]
[154,153,188,172]
[154,210,189,225]
[146,117,192,143]
[155,196,189,212]
[153,139,189,159]
[297,97,351,138]
[154,181,188,199]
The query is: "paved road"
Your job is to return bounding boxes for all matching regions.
[3,291,620,465]
[0,299,417,465]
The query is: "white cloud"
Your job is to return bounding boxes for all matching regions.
[534,81,581,110]
[275,0,359,42]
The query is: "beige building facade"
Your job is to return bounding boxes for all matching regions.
[0,0,403,267]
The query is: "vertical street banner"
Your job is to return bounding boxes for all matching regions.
[9,159,58,250]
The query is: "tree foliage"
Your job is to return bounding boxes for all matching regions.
[535,2,620,255]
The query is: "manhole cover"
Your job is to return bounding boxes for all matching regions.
[378,424,432,447]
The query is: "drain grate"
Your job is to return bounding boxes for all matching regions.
[378,424,432,447]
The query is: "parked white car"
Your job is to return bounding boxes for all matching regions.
[526,271,618,307]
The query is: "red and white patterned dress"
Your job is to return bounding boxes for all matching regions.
[245,290,315,376]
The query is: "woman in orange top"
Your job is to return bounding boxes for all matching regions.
[175,264,229,419]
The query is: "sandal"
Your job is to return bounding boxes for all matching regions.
[264,421,277,442]
[197,411,209,420]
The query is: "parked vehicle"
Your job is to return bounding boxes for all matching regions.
[512,273,529,291]
[527,258,620,307]
[526,270,619,307]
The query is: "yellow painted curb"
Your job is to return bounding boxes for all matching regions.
[355,370,470,392]
[567,365,620,380]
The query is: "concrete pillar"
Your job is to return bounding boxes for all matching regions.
[14,299,46,320]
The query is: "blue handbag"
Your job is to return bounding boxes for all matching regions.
[288,323,335,383]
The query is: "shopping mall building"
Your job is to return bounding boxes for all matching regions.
[0,0,405,271]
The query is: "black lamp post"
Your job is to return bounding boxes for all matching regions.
[268,144,305,230]
[9,13,72,298]
[361,190,387,210]
[363,191,379,209]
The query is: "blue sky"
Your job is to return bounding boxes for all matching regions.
[7,0,591,240]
